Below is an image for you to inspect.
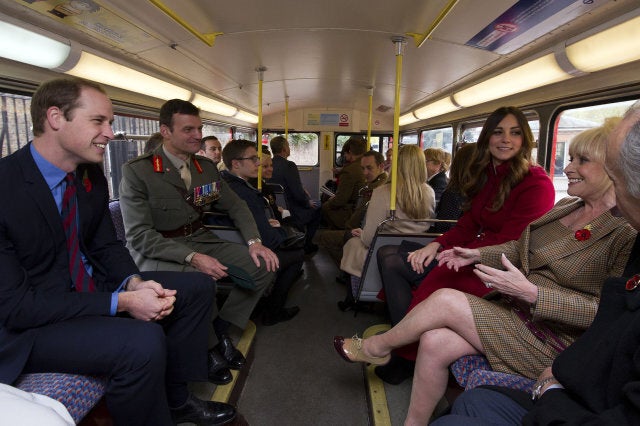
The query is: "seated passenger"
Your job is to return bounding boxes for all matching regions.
[200,135,222,165]
[339,145,435,280]
[375,143,476,346]
[221,139,304,326]
[333,117,636,425]
[0,77,236,425]
[431,102,640,426]
[249,146,293,225]
[318,150,388,267]
[373,106,555,385]
[424,147,449,205]
[270,135,321,253]
[321,136,367,229]
[119,99,279,376]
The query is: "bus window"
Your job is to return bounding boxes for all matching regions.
[551,99,638,201]
[263,132,319,166]
[203,123,235,146]
[400,133,418,145]
[335,133,391,165]
[234,127,257,143]
[0,92,33,157]
[421,127,453,152]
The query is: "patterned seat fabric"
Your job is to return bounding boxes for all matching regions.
[108,199,126,243]
[15,373,106,424]
[450,355,535,393]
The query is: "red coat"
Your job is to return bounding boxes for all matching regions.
[397,162,555,360]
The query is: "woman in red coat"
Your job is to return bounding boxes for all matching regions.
[377,106,556,384]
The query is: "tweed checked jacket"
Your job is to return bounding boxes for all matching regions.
[472,197,636,377]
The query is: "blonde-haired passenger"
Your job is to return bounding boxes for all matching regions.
[424,147,449,204]
[340,145,436,278]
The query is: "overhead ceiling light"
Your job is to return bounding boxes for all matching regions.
[0,20,70,68]
[65,51,191,101]
[192,94,238,117]
[566,15,640,73]
[234,110,259,124]
[399,112,419,126]
[453,53,571,108]
[413,97,459,120]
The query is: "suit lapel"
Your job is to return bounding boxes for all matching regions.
[16,146,65,237]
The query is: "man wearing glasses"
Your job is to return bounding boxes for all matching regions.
[119,99,278,382]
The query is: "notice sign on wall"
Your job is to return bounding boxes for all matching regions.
[306,112,350,127]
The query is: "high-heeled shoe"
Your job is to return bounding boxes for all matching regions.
[333,335,391,365]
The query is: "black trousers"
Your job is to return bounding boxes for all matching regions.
[376,244,436,325]
[22,271,214,426]
[264,248,305,315]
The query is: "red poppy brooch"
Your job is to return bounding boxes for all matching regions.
[626,274,640,291]
[574,224,592,241]
[82,169,92,192]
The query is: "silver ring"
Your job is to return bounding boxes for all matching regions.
[485,282,493,288]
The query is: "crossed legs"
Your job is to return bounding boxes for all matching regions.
[337,288,484,424]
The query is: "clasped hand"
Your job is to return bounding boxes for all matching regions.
[121,279,176,321]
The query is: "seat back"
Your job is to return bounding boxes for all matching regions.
[203,211,245,245]
[265,182,288,210]
[108,199,126,243]
[354,218,455,303]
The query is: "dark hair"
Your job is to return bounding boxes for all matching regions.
[222,139,257,169]
[159,99,200,130]
[261,145,272,156]
[447,143,476,192]
[362,150,384,166]
[144,132,163,154]
[270,135,287,155]
[31,77,106,136]
[345,136,367,156]
[461,106,535,211]
[200,135,220,150]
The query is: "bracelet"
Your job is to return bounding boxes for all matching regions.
[531,376,558,400]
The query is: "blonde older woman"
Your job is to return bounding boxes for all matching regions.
[334,118,636,425]
[339,145,435,279]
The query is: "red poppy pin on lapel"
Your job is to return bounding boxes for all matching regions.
[82,169,92,192]
[574,224,592,241]
[626,274,640,291]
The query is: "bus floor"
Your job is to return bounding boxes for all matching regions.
[190,243,416,425]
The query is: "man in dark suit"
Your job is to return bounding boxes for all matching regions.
[0,77,236,425]
[270,135,321,253]
[431,102,640,425]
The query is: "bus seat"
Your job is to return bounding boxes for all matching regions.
[449,355,535,392]
[354,218,446,303]
[265,182,288,210]
[14,373,106,424]
[108,199,126,243]
[203,211,245,245]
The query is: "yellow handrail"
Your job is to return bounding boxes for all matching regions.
[406,0,459,48]
[147,0,223,46]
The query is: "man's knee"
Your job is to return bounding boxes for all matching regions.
[118,322,166,375]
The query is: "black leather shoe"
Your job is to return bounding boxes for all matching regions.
[374,355,415,385]
[170,393,236,425]
[262,306,300,326]
[215,334,245,370]
[208,349,232,385]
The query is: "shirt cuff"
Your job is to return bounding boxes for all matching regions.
[111,274,140,316]
[281,209,291,218]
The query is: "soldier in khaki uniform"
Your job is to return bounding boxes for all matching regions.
[119,99,278,375]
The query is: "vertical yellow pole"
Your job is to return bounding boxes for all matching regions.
[366,86,373,150]
[256,66,267,189]
[285,96,289,141]
[389,37,405,217]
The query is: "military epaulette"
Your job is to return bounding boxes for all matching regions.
[126,152,154,165]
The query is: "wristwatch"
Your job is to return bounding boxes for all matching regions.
[247,238,262,247]
[531,376,558,400]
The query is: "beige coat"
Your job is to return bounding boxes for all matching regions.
[340,184,435,277]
